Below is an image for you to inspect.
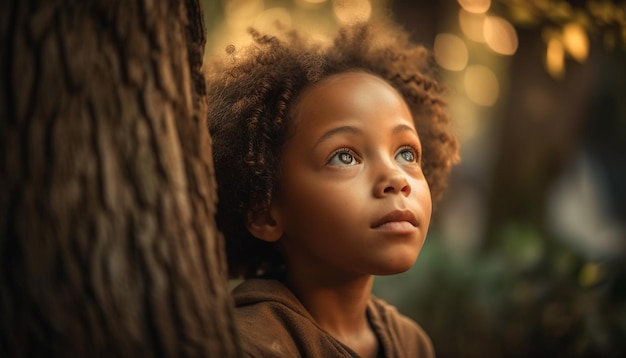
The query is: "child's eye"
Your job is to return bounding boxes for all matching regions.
[395,146,419,164]
[327,148,360,166]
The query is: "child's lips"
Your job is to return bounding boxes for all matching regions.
[374,221,417,232]
[371,210,418,229]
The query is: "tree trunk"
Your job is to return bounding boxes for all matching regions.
[0,0,242,356]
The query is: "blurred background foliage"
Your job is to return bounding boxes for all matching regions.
[204,0,626,356]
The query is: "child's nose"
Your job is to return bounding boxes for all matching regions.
[373,164,411,198]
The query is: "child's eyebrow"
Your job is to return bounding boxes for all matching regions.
[393,124,418,136]
[313,123,419,150]
[314,126,362,149]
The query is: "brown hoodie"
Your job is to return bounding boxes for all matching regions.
[232,279,435,358]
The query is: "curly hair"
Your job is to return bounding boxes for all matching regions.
[206,21,459,279]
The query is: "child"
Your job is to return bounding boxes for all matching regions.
[207,20,459,358]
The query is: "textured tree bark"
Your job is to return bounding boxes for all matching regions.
[0,0,242,356]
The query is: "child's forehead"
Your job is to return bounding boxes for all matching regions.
[310,71,389,90]
[292,71,399,109]
[291,71,407,117]
[286,71,414,134]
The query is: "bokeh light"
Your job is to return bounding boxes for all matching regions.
[484,16,518,55]
[459,9,486,43]
[224,0,264,27]
[464,64,499,106]
[448,96,481,143]
[579,262,605,288]
[434,33,469,71]
[562,22,589,62]
[332,0,372,24]
[458,0,491,14]
[546,37,565,78]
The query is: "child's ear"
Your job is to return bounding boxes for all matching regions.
[246,205,284,243]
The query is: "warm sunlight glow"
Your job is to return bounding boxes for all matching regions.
[458,0,491,14]
[434,33,469,71]
[459,9,486,43]
[562,22,589,62]
[254,7,292,32]
[483,16,518,55]
[449,97,481,143]
[332,0,372,24]
[546,37,565,78]
[464,65,499,106]
[224,0,264,26]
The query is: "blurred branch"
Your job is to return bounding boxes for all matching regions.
[497,0,626,50]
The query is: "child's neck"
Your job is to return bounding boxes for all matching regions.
[284,270,379,357]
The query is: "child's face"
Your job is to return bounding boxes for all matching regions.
[272,72,432,278]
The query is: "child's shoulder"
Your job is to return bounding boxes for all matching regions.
[231,279,358,357]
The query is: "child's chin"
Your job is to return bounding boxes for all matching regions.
[373,261,417,276]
